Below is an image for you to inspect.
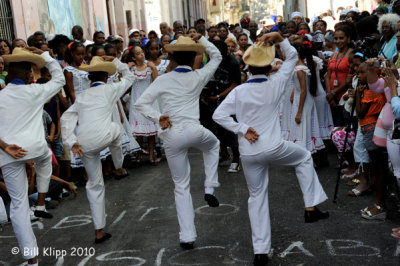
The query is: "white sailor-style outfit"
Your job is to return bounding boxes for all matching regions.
[61,58,135,230]
[134,36,222,244]
[212,39,328,255]
[0,52,65,259]
[67,68,139,167]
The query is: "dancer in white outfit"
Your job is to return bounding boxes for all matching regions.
[0,47,65,266]
[212,33,329,266]
[61,56,135,243]
[135,34,222,249]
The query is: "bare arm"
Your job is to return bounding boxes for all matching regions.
[295,70,307,124]
[46,122,56,143]
[64,70,76,103]
[55,100,61,140]
[356,85,370,118]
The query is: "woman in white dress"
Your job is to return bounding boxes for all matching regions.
[146,40,170,163]
[312,55,334,140]
[289,41,325,154]
[126,45,159,164]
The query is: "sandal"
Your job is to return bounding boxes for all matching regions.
[347,187,371,197]
[361,204,386,220]
[391,228,400,239]
[155,157,162,163]
[346,179,360,186]
[114,168,129,180]
[342,171,358,179]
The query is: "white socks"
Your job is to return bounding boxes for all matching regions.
[35,205,45,211]
[205,187,214,195]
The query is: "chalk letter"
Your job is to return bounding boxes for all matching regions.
[278,241,314,258]
[325,239,380,257]
[52,215,92,229]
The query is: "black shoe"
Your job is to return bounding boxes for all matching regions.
[204,194,219,207]
[94,233,112,244]
[304,207,329,223]
[180,242,194,250]
[253,254,268,266]
[34,210,53,219]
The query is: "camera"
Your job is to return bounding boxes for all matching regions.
[373,59,388,69]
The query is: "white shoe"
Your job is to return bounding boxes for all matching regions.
[30,210,39,222]
[227,162,240,173]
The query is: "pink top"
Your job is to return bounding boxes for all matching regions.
[368,78,394,129]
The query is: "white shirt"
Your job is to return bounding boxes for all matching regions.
[82,39,94,47]
[212,39,297,156]
[61,58,135,152]
[134,36,222,127]
[0,52,65,167]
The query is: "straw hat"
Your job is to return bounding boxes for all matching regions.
[79,56,117,75]
[2,48,46,68]
[164,36,205,54]
[243,42,275,67]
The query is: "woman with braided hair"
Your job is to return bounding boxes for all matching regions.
[288,40,325,154]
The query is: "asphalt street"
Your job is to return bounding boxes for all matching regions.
[1,150,400,266]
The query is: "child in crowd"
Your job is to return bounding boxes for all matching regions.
[146,40,170,163]
[126,45,159,164]
[355,62,386,220]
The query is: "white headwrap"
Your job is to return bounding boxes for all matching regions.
[340,10,349,16]
[349,8,359,13]
[291,11,303,20]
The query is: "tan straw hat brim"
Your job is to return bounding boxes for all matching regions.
[164,43,205,54]
[3,48,46,68]
[243,43,275,67]
[79,56,117,75]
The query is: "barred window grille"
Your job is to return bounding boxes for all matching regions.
[0,0,14,42]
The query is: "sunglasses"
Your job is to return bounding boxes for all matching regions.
[139,34,146,37]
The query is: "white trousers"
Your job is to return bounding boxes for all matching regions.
[81,134,123,230]
[1,149,52,260]
[240,140,328,254]
[162,123,220,243]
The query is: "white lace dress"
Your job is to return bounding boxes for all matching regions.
[280,79,294,140]
[311,56,334,140]
[108,73,141,155]
[288,65,325,153]
[129,66,158,136]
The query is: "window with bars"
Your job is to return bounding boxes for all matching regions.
[0,0,14,42]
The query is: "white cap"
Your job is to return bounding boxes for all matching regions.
[349,7,359,13]
[340,10,349,16]
[264,18,275,26]
[291,11,303,20]
[128,28,140,37]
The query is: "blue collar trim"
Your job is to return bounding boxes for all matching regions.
[246,78,268,83]
[175,68,192,73]
[91,82,105,87]
[10,78,26,85]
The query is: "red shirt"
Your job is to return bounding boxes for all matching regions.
[328,53,350,101]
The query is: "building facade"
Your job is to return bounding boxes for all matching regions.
[0,0,208,43]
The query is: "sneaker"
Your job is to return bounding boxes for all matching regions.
[227,162,240,173]
[34,209,53,219]
[30,210,39,222]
